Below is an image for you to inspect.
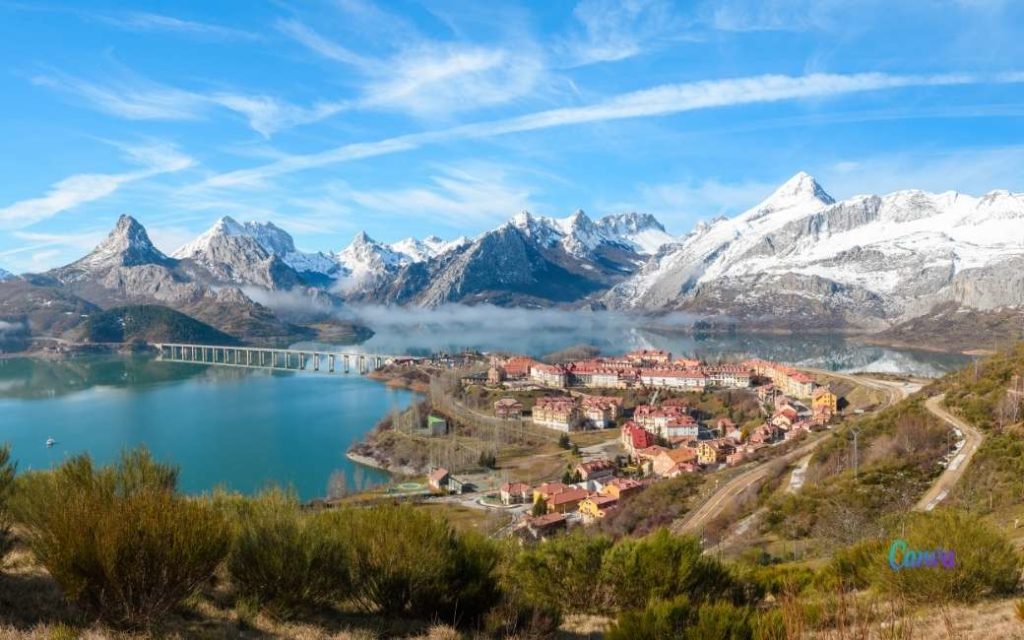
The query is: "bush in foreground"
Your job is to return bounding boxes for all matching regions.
[342,504,501,626]
[226,491,351,619]
[10,450,229,628]
[872,509,1021,603]
[0,444,15,566]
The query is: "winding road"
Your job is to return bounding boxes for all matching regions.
[673,370,916,536]
[914,393,984,512]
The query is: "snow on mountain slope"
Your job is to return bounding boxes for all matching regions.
[605,172,1024,326]
[389,235,469,262]
[174,216,339,280]
[0,267,13,281]
[67,214,174,274]
[510,209,676,260]
[333,232,410,292]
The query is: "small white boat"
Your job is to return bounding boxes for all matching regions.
[45,437,57,447]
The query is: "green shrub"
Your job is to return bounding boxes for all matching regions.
[226,491,350,618]
[686,601,753,640]
[822,538,886,590]
[341,504,500,626]
[0,444,15,565]
[872,509,1021,603]
[11,450,229,628]
[507,531,613,613]
[605,595,694,640]
[600,529,734,610]
[483,593,562,638]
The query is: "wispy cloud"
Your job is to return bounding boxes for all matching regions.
[331,163,541,227]
[32,70,347,137]
[203,70,1004,188]
[96,11,261,41]
[0,143,194,231]
[277,16,548,118]
[563,0,692,65]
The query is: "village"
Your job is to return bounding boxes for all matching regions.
[414,349,843,540]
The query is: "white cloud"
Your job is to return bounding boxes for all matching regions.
[32,71,346,138]
[275,19,375,67]
[277,18,548,118]
[202,70,1001,188]
[333,163,541,227]
[0,143,194,231]
[97,11,261,41]
[563,0,691,66]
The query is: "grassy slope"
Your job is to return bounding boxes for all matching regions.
[81,305,241,345]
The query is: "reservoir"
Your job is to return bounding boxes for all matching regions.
[0,320,971,499]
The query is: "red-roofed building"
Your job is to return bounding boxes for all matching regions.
[531,363,569,388]
[575,458,616,481]
[622,422,655,455]
[579,495,619,519]
[548,487,591,514]
[499,482,532,506]
[601,477,644,501]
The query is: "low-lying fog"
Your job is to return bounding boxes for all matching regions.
[287,304,969,377]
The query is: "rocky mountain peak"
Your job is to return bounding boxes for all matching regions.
[75,214,171,270]
[0,266,13,281]
[758,171,835,213]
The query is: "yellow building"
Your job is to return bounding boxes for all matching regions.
[812,387,838,413]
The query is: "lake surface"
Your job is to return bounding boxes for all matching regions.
[0,357,414,500]
[0,316,972,499]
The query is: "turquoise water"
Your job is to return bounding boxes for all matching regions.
[0,323,971,500]
[0,357,414,500]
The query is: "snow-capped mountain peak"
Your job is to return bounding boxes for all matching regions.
[0,266,13,281]
[74,214,171,270]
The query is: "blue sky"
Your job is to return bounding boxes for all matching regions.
[1,0,1023,273]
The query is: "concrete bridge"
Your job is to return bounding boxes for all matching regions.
[154,343,411,375]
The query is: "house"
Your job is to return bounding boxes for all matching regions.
[425,415,448,436]
[717,418,741,441]
[663,415,699,439]
[531,364,568,388]
[448,476,471,494]
[697,440,735,466]
[580,395,623,427]
[526,512,567,538]
[428,468,450,492]
[748,424,780,445]
[499,482,532,506]
[652,447,698,477]
[579,495,619,519]
[568,361,633,388]
[575,458,616,481]
[633,404,689,430]
[703,364,753,388]
[548,487,591,514]
[626,349,672,365]
[601,477,644,501]
[639,368,707,390]
[725,450,745,466]
[502,356,536,379]
[487,365,506,385]
[622,422,656,456]
[494,398,523,420]
[533,482,570,504]
[532,396,580,432]
[812,387,838,414]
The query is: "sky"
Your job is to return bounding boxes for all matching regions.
[0,0,1022,273]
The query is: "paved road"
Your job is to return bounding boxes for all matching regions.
[914,393,984,512]
[673,371,914,536]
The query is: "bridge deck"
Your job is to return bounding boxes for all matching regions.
[153,343,413,375]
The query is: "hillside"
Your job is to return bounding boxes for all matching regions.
[80,305,241,346]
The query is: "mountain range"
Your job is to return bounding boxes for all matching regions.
[1,172,1022,349]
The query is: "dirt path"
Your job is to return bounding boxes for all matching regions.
[914,393,984,512]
